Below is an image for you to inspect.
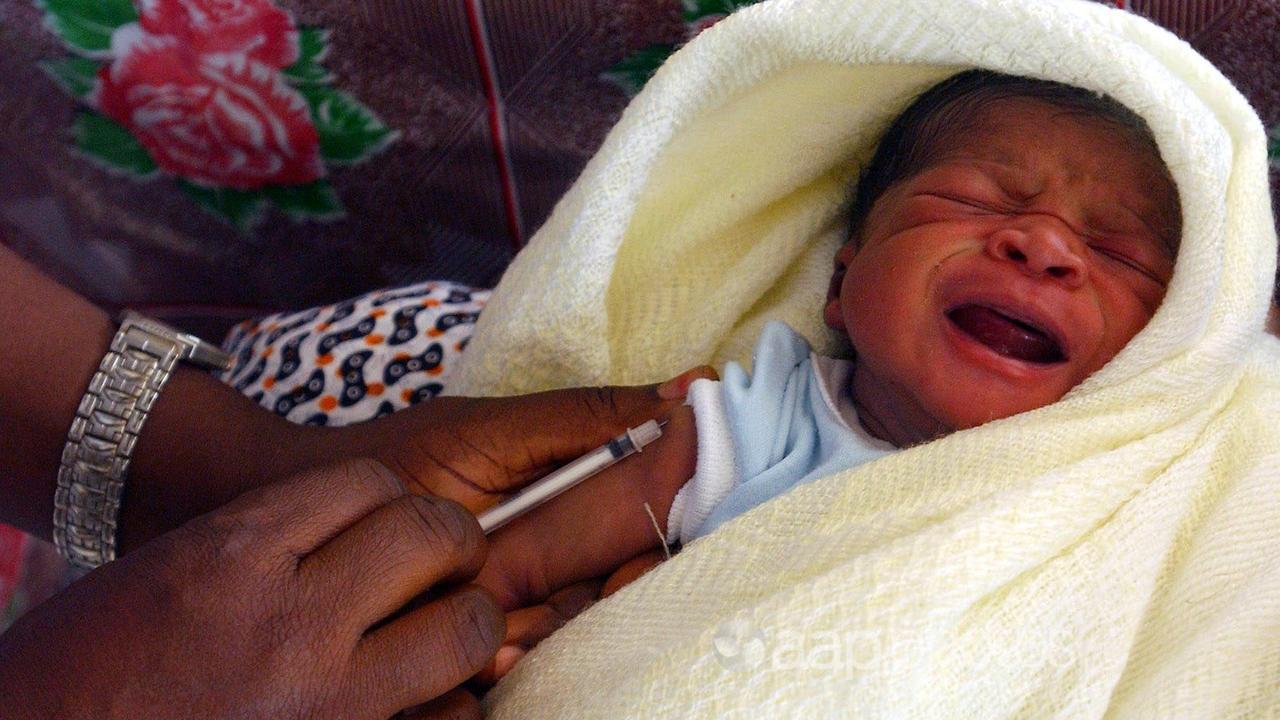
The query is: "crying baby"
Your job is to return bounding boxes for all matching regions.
[474,68,1181,677]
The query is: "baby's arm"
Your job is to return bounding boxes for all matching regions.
[473,402,698,611]
[467,403,697,683]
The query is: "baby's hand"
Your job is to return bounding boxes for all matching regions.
[476,548,668,684]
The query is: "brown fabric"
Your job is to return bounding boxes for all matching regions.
[0,0,1276,638]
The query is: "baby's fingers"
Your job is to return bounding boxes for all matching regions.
[601,549,667,598]
[473,580,602,686]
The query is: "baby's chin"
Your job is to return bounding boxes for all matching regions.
[848,350,1081,445]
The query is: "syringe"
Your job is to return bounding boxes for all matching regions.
[476,419,664,534]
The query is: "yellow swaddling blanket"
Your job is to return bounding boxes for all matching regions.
[449,0,1280,716]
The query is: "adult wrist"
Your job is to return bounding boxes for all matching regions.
[53,313,235,567]
[118,366,332,553]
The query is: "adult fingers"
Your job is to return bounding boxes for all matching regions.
[442,365,718,499]
[397,688,481,720]
[205,457,408,559]
[354,585,503,716]
[500,365,716,482]
[475,404,697,609]
[300,494,486,630]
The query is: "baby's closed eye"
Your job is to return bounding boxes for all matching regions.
[916,191,1011,214]
[1084,237,1170,285]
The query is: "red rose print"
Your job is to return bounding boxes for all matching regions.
[96,29,322,189]
[138,0,299,69]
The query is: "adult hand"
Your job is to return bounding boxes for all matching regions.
[467,379,709,684]
[371,369,713,686]
[0,459,501,720]
[116,367,713,554]
[471,399,702,611]
[353,367,715,515]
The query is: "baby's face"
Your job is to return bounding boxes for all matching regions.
[825,97,1179,439]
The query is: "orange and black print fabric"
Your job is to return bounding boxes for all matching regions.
[220,281,490,426]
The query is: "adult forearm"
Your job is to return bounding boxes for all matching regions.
[0,245,343,549]
[0,244,115,536]
[116,367,341,551]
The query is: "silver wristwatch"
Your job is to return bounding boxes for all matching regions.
[53,311,233,569]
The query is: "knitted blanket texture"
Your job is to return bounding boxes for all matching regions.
[450,0,1280,716]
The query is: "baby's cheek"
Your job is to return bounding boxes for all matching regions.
[1084,284,1158,377]
[841,253,908,339]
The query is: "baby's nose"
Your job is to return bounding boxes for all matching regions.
[984,217,1088,288]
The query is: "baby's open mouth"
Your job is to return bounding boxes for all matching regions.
[946,304,1067,364]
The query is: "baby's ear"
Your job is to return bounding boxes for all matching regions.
[824,240,858,331]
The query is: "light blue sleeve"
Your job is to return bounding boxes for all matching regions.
[693,321,825,539]
[676,321,893,542]
[720,322,815,481]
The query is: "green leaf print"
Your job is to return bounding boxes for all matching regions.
[39,56,101,100]
[263,180,345,221]
[283,27,333,86]
[179,181,269,232]
[681,0,741,21]
[601,44,676,96]
[72,112,157,176]
[36,0,138,56]
[299,85,399,164]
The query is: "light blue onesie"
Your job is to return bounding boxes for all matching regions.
[666,321,897,544]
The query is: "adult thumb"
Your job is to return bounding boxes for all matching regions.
[475,365,718,489]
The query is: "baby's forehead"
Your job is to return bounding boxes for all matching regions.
[929,96,1158,167]
[915,97,1182,252]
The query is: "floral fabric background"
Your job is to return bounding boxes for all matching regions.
[0,0,686,340]
[0,0,1276,341]
[37,0,398,229]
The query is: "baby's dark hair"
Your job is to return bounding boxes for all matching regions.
[848,69,1168,241]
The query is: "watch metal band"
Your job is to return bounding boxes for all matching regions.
[52,312,232,569]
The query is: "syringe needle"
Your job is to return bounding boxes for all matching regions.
[476,419,664,534]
